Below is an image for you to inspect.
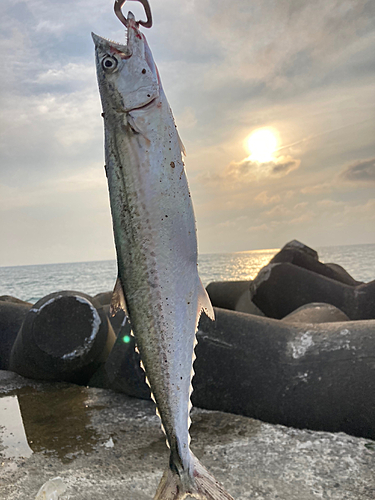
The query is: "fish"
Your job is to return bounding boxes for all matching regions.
[92,12,235,500]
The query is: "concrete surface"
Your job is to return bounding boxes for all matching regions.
[0,370,374,500]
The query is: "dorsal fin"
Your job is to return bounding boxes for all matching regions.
[177,129,186,157]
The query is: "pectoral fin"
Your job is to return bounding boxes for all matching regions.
[127,113,150,141]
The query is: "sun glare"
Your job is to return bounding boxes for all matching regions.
[246,128,278,162]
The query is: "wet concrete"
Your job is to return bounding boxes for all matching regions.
[1,370,375,499]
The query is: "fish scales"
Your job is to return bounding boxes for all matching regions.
[93,13,235,500]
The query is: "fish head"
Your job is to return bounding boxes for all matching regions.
[92,13,160,114]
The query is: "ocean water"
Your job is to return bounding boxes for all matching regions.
[0,244,374,304]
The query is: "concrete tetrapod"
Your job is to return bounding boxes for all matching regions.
[250,262,375,320]
[281,303,350,324]
[9,291,116,385]
[193,308,375,439]
[0,300,32,370]
[88,319,151,400]
[206,281,264,316]
[270,240,362,286]
[90,306,375,439]
[206,281,251,310]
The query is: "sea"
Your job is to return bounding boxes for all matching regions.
[0,244,374,304]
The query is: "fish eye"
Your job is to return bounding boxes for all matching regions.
[102,55,118,72]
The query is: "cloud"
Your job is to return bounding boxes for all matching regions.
[217,215,248,228]
[255,191,281,205]
[0,166,107,211]
[247,223,270,233]
[1,0,375,264]
[228,155,300,180]
[293,202,309,210]
[197,0,375,101]
[204,155,301,187]
[317,199,344,208]
[288,211,315,225]
[301,182,332,194]
[339,158,375,182]
[264,204,292,218]
[340,198,375,220]
[176,106,198,131]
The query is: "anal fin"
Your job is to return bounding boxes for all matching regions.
[110,275,130,318]
[197,277,215,323]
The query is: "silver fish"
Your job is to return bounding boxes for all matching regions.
[93,12,235,500]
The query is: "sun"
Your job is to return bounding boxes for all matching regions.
[245,128,278,162]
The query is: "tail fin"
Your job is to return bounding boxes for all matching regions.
[153,454,235,500]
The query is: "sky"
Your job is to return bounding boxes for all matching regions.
[0,0,374,266]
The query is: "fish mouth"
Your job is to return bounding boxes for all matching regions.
[127,96,157,112]
[92,32,131,56]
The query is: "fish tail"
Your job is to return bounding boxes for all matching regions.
[192,455,235,500]
[153,454,235,500]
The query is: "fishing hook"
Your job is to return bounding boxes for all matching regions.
[114,0,153,28]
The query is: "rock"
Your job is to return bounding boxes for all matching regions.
[0,376,374,500]
[193,308,375,439]
[270,240,362,286]
[281,303,350,324]
[0,301,32,370]
[0,295,33,306]
[250,262,375,320]
[35,477,67,500]
[206,281,251,310]
[9,291,116,385]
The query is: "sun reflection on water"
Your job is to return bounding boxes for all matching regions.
[198,248,279,287]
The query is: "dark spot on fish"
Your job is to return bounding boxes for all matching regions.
[147,94,150,97]
[170,161,175,168]
[142,68,146,74]
[165,215,168,217]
